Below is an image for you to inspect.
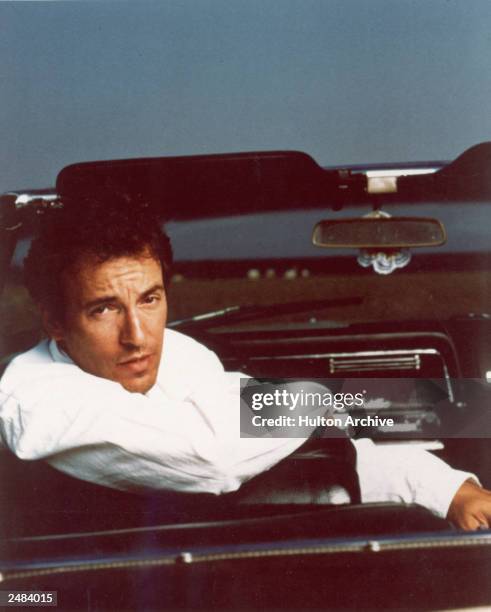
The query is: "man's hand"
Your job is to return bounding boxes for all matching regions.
[447,479,491,530]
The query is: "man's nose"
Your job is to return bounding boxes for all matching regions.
[119,310,145,348]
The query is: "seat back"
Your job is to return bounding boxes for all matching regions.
[0,435,360,538]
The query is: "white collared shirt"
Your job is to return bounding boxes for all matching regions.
[0,329,476,517]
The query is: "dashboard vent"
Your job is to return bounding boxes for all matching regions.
[329,353,421,374]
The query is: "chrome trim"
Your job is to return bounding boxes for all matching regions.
[248,348,454,401]
[1,532,490,583]
[248,348,440,360]
[3,222,22,232]
[169,306,240,327]
[13,193,59,208]
[329,354,420,373]
[1,191,61,214]
[442,362,454,402]
[375,440,444,451]
[365,168,439,178]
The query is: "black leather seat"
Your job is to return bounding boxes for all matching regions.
[235,434,360,505]
[0,434,360,538]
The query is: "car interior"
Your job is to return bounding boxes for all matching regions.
[1,143,490,609]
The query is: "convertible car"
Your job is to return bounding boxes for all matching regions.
[0,144,490,610]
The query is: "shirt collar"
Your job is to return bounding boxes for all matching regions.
[48,339,74,365]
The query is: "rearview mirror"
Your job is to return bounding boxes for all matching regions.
[312,216,446,249]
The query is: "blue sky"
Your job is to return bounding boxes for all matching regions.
[2,0,491,191]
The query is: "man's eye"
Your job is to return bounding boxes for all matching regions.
[90,304,116,317]
[143,294,160,305]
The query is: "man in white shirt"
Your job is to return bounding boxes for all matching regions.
[1,198,490,529]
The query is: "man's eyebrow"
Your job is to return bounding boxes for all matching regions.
[140,284,165,299]
[83,285,164,310]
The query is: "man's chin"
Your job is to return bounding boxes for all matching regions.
[119,372,157,394]
[114,354,160,393]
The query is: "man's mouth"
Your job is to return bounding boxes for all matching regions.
[117,354,153,374]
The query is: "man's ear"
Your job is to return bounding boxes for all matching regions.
[40,307,65,342]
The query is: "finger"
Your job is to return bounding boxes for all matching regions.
[459,515,483,531]
[475,512,490,529]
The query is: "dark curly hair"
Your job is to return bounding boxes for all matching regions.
[24,195,173,320]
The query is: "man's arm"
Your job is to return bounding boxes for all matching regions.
[353,438,484,527]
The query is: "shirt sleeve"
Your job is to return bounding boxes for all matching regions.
[353,438,479,518]
[0,347,302,494]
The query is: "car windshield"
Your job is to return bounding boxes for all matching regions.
[163,200,491,329]
[2,195,490,354]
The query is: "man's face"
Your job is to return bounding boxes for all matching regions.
[47,250,167,393]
